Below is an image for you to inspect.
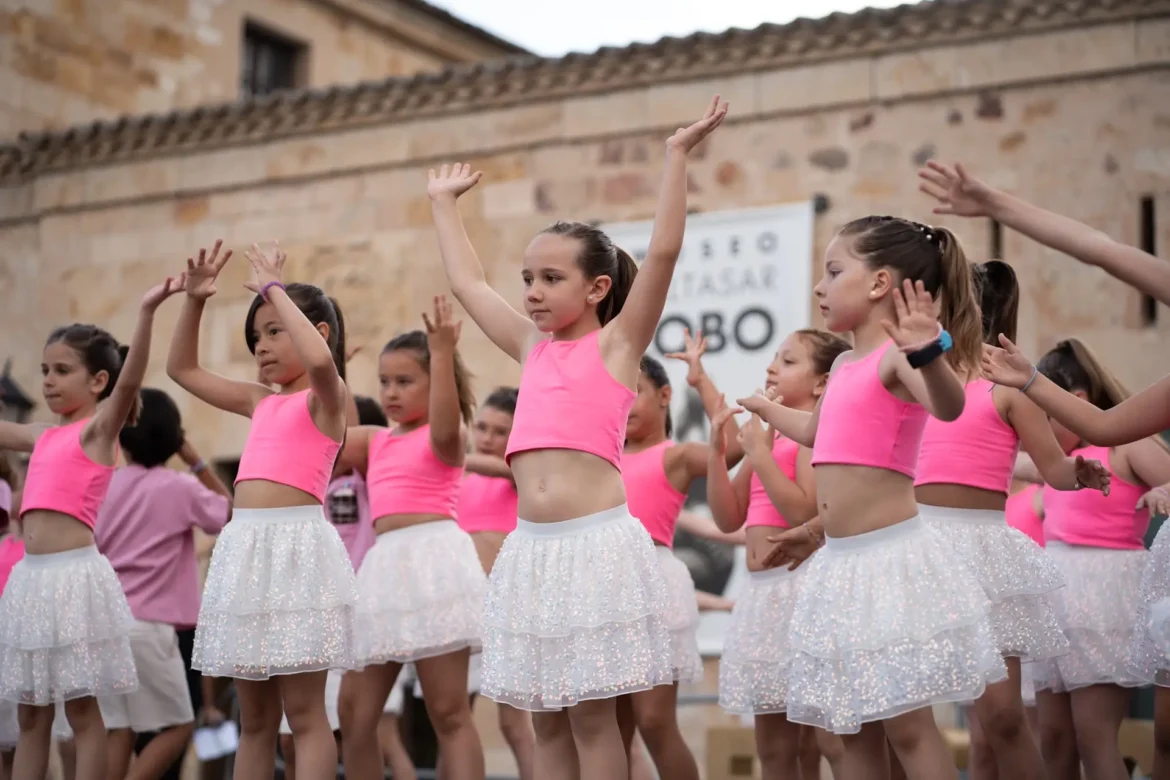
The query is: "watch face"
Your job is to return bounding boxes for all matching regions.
[328,485,359,525]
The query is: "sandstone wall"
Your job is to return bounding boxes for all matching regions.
[1,18,1168,458]
[0,0,514,139]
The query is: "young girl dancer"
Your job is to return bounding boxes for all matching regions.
[739,217,1006,779]
[914,259,1112,780]
[428,97,726,779]
[456,385,537,780]
[984,340,1170,780]
[620,333,740,780]
[0,275,183,780]
[709,328,849,780]
[167,240,358,780]
[335,296,486,780]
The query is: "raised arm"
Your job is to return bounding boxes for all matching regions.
[422,295,466,467]
[706,406,751,533]
[920,160,1170,306]
[666,331,743,467]
[93,275,186,441]
[610,97,728,355]
[0,422,48,453]
[167,241,271,418]
[1005,387,1111,493]
[737,391,819,448]
[983,336,1170,445]
[427,164,538,363]
[244,243,347,425]
[333,426,376,477]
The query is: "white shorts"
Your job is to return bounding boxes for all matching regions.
[100,621,195,732]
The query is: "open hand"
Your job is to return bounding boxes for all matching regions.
[422,294,462,351]
[142,273,187,312]
[666,95,729,154]
[427,163,482,201]
[980,334,1036,389]
[242,242,286,295]
[664,328,708,387]
[1073,456,1111,495]
[185,240,232,300]
[918,160,998,218]
[881,279,942,352]
[1138,487,1170,519]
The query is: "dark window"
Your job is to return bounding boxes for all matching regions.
[241,23,303,98]
[1140,195,1158,326]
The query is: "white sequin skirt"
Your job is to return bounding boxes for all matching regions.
[354,520,486,665]
[655,546,703,684]
[922,505,1069,662]
[193,506,358,680]
[481,505,675,711]
[0,546,137,705]
[785,516,1006,734]
[1131,526,1170,686]
[719,565,805,714]
[1147,598,1170,662]
[1032,542,1146,693]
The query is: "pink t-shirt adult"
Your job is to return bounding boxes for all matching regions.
[0,536,25,596]
[324,471,374,570]
[95,465,230,628]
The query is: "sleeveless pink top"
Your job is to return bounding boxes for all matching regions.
[1042,445,1149,550]
[506,330,636,470]
[622,441,687,547]
[456,474,518,534]
[745,436,801,529]
[916,379,1019,493]
[235,390,341,502]
[1006,484,1044,547]
[811,344,928,478]
[21,420,115,529]
[367,426,462,521]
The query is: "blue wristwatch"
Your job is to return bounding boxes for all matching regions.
[906,330,952,369]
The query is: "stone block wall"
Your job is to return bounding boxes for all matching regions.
[0,19,1167,458]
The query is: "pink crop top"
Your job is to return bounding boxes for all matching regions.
[746,436,801,529]
[20,420,115,529]
[1006,484,1044,547]
[505,330,636,470]
[367,426,462,521]
[916,378,1020,493]
[1042,446,1149,550]
[622,441,687,547]
[456,473,518,534]
[235,390,341,503]
[811,343,928,478]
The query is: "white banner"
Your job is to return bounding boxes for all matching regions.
[604,202,814,654]
[604,202,814,444]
